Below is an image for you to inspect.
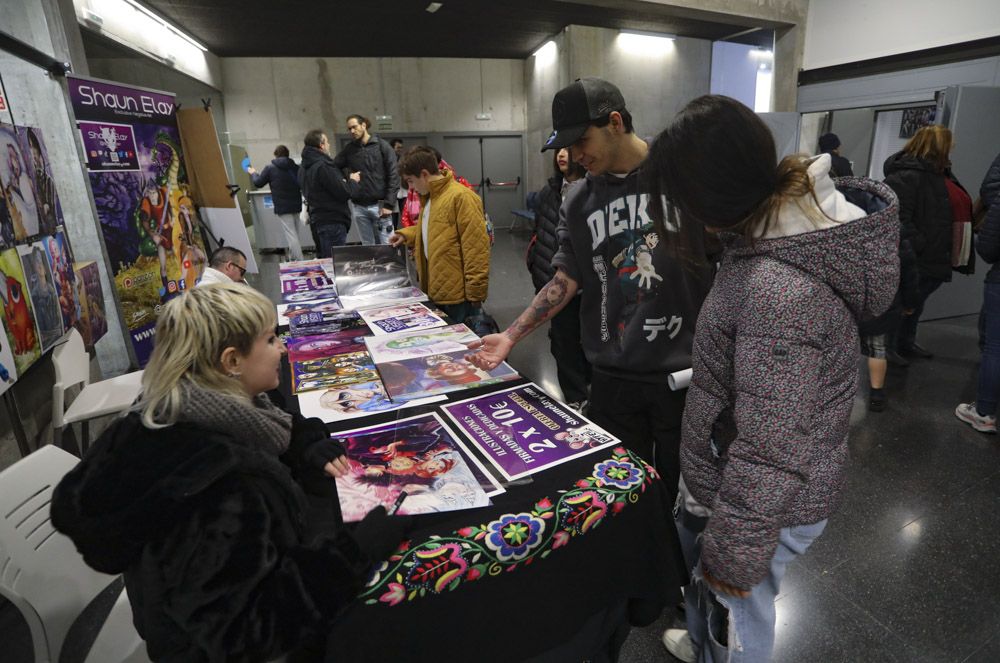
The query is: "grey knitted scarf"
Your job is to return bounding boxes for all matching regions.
[177,381,292,455]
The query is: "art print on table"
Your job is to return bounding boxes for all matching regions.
[279,259,331,279]
[277,296,344,326]
[331,244,409,296]
[18,242,63,351]
[376,350,519,402]
[291,351,379,393]
[359,302,447,336]
[17,126,61,236]
[0,247,39,373]
[296,380,445,423]
[286,328,369,362]
[280,276,335,295]
[0,123,39,243]
[287,310,367,336]
[442,383,620,480]
[339,286,427,312]
[364,323,477,364]
[333,412,490,522]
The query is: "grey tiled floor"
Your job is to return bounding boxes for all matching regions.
[5,232,998,662]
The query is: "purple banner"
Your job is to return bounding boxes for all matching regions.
[69,78,176,124]
[77,121,140,171]
[442,383,620,480]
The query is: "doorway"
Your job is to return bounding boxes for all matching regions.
[441,135,525,230]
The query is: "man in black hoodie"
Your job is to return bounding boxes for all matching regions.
[299,129,360,258]
[249,145,305,260]
[333,114,400,245]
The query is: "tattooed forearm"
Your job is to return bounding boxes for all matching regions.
[503,271,578,343]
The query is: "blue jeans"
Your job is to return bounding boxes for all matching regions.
[315,222,347,258]
[351,202,393,245]
[677,506,826,662]
[977,282,1000,415]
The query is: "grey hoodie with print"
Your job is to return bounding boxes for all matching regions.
[681,165,900,590]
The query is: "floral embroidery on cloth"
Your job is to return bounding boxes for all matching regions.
[362,447,656,606]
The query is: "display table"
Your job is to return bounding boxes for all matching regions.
[277,366,685,662]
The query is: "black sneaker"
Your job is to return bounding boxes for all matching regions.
[869,392,887,412]
[886,350,910,367]
[900,343,933,359]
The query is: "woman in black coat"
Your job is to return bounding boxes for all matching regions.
[882,125,970,358]
[52,284,407,662]
[526,148,590,407]
[956,150,1000,433]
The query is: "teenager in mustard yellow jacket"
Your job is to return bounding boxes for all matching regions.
[390,146,490,322]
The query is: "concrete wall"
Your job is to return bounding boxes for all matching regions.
[804,0,1000,70]
[221,56,526,171]
[523,25,712,191]
[0,0,132,469]
[711,41,762,110]
[86,55,226,135]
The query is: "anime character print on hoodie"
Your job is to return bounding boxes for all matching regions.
[676,156,900,662]
[551,167,714,496]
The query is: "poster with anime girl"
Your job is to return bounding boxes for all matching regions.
[285,328,369,363]
[44,232,78,331]
[296,379,445,424]
[333,412,490,522]
[0,247,40,373]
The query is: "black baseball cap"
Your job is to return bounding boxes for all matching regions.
[541,78,627,152]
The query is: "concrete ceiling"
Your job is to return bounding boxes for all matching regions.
[138,0,778,59]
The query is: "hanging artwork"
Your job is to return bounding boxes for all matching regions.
[17,126,61,236]
[18,242,63,351]
[0,246,39,373]
[42,231,78,332]
[0,123,38,244]
[69,76,209,364]
[73,261,108,349]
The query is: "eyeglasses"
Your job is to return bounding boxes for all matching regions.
[230,262,247,277]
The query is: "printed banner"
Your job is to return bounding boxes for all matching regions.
[69,76,209,365]
[442,383,620,480]
[332,412,491,522]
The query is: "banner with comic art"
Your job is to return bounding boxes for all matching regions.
[69,76,209,365]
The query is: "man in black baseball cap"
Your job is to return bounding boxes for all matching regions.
[469,77,714,506]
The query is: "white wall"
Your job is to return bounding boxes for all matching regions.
[804,0,1000,69]
[221,56,526,170]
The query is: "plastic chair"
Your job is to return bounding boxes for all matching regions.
[0,445,150,663]
[509,190,539,233]
[52,329,143,454]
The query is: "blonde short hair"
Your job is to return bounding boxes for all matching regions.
[140,283,276,427]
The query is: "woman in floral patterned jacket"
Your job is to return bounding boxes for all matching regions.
[646,95,900,663]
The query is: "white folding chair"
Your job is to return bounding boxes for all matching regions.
[0,445,150,662]
[52,329,143,454]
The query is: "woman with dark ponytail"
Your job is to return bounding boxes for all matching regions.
[646,95,900,663]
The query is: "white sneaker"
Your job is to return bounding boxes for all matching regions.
[662,628,696,663]
[955,402,997,433]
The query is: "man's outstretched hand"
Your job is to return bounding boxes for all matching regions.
[465,334,514,370]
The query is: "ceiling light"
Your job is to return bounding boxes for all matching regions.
[617,30,675,55]
[122,0,208,51]
[426,2,443,12]
[532,40,557,66]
